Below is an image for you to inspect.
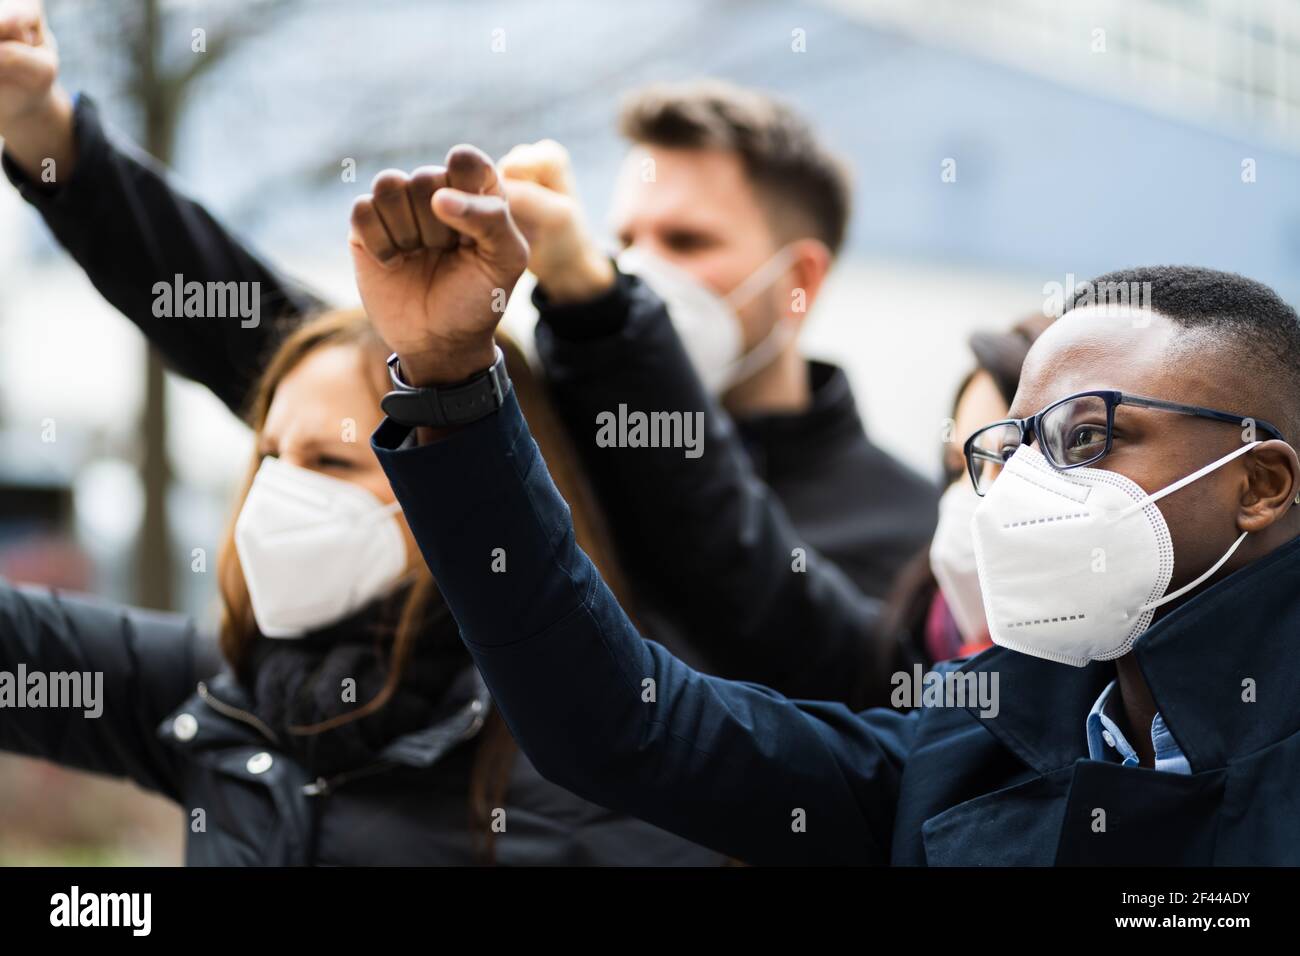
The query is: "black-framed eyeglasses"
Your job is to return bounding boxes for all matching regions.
[962,389,1285,496]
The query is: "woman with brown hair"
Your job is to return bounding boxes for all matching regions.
[0,304,721,864]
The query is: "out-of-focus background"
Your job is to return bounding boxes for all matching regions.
[1,0,1298,863]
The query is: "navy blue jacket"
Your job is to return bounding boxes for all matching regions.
[374,387,1300,865]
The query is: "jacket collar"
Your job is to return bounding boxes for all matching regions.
[960,533,1300,775]
[374,667,490,767]
[734,361,863,473]
[1133,531,1300,770]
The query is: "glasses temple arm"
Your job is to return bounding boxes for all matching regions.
[1120,394,1285,441]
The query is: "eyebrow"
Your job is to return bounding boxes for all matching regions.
[257,434,356,456]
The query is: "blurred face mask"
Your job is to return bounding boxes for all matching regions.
[234,456,408,638]
[616,244,799,395]
[971,441,1258,666]
[929,479,989,642]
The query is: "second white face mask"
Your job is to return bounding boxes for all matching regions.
[616,245,798,396]
[929,479,989,643]
[234,456,408,639]
[971,441,1257,667]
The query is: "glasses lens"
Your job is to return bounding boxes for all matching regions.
[967,422,1022,494]
[1039,395,1110,467]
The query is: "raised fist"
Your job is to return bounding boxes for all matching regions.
[499,138,612,304]
[0,0,58,132]
[0,0,73,181]
[349,145,529,386]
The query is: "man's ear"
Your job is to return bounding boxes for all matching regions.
[1238,440,1300,533]
[784,238,832,323]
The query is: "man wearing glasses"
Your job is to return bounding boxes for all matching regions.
[361,170,1300,865]
[962,292,1296,775]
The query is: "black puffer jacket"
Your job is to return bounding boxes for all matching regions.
[0,582,721,865]
[0,95,722,865]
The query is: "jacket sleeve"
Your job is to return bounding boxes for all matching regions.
[372,391,916,865]
[1,94,325,417]
[533,270,888,704]
[0,578,215,801]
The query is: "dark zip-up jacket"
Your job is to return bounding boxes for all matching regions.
[374,386,1300,865]
[536,276,938,607]
[535,273,927,703]
[0,583,718,864]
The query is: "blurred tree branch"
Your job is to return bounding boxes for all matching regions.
[113,0,290,610]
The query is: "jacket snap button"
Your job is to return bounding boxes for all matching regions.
[173,713,198,741]
[247,751,274,774]
[1102,731,1116,748]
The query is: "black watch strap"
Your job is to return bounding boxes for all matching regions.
[380,346,510,428]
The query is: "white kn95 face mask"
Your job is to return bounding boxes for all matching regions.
[971,440,1258,666]
[929,478,991,643]
[234,456,408,638]
[616,244,799,395]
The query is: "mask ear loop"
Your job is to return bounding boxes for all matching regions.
[1121,441,1261,613]
[1116,441,1261,522]
[1139,530,1249,613]
[724,244,801,312]
[715,244,803,387]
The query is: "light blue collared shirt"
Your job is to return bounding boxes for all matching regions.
[1085,680,1191,774]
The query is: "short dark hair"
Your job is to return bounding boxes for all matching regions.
[618,79,852,256]
[1067,265,1300,437]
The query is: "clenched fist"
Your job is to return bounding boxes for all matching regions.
[0,0,74,180]
[349,145,529,386]
[499,139,613,304]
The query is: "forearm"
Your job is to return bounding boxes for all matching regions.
[372,391,906,864]
[0,579,197,796]
[3,94,324,415]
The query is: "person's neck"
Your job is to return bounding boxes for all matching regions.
[1114,653,1159,767]
[720,344,811,417]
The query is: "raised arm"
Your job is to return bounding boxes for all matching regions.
[499,141,894,705]
[373,389,912,863]
[0,0,322,416]
[536,272,897,703]
[352,148,915,864]
[0,577,220,798]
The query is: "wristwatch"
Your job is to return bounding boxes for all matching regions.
[380,345,510,428]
